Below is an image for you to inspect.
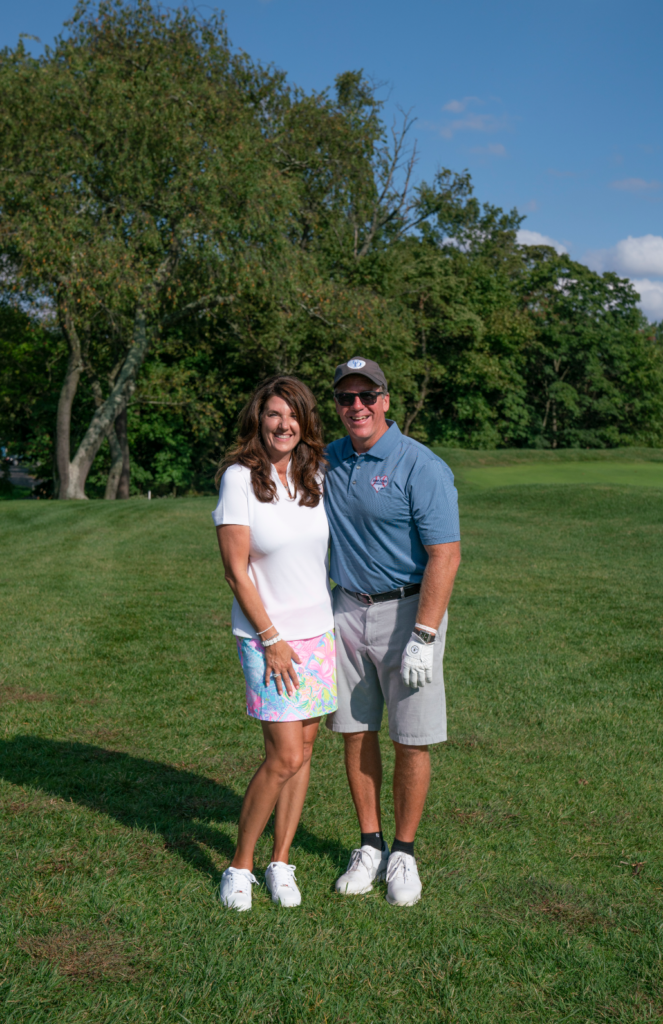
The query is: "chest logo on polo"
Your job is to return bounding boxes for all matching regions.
[370,475,389,493]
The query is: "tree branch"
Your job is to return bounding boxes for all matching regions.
[160,291,237,330]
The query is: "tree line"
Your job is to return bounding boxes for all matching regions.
[1,0,662,499]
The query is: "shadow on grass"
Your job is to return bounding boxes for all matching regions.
[0,735,348,882]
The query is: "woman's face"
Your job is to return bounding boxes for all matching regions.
[260,395,301,460]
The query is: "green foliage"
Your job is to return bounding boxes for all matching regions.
[0,303,65,488]
[0,1,662,497]
[518,248,663,448]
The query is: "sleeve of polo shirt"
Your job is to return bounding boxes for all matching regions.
[211,465,250,526]
[408,457,460,545]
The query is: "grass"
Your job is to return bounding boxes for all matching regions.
[432,446,663,491]
[432,445,663,467]
[1,461,663,1022]
[456,462,663,489]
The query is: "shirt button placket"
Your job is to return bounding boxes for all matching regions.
[350,457,359,492]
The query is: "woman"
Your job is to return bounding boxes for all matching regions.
[213,375,336,912]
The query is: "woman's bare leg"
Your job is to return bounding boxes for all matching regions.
[231,720,306,871]
[272,717,320,863]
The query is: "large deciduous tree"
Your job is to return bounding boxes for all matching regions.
[518,247,663,448]
[0,0,289,498]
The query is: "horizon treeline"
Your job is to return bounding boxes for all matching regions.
[1,0,662,498]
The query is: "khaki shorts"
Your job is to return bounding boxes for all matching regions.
[326,587,448,745]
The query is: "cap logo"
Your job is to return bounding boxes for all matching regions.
[347,358,366,369]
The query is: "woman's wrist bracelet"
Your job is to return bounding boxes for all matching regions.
[256,625,275,635]
[262,633,282,647]
[415,622,437,634]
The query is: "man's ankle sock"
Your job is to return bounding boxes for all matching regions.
[360,831,383,852]
[391,838,414,857]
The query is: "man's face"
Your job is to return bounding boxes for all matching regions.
[334,374,390,446]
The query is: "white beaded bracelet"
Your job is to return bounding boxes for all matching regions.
[415,622,437,634]
[262,633,282,647]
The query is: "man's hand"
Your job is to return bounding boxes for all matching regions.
[400,632,435,688]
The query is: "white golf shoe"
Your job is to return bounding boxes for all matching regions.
[335,842,390,895]
[265,862,302,907]
[219,867,258,911]
[385,851,422,906]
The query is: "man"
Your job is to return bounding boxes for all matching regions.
[324,356,461,906]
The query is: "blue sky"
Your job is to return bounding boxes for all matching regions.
[3,0,663,318]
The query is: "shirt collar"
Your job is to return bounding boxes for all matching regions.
[340,420,402,462]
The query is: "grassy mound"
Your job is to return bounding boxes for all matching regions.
[1,484,662,1022]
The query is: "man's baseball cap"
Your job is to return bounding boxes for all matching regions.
[333,357,388,391]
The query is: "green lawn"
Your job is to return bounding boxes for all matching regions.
[458,462,663,489]
[1,471,663,1022]
[433,445,663,491]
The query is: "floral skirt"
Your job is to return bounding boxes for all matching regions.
[236,631,337,722]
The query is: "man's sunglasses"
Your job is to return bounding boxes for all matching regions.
[334,390,385,407]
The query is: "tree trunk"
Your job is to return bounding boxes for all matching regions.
[542,397,551,431]
[115,405,131,499]
[55,312,84,499]
[60,305,149,497]
[104,427,124,500]
[403,296,430,436]
[54,258,177,499]
[403,366,430,436]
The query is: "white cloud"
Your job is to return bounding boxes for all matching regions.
[439,112,506,139]
[611,178,661,193]
[471,143,506,157]
[442,96,480,113]
[586,235,663,277]
[517,229,568,255]
[630,279,663,321]
[584,235,663,321]
[438,96,509,139]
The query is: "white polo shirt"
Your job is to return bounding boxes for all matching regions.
[212,463,333,641]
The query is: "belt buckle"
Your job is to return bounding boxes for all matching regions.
[358,592,374,605]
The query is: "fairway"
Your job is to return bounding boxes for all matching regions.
[460,461,663,489]
[1,480,663,1023]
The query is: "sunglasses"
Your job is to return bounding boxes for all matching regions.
[334,390,385,407]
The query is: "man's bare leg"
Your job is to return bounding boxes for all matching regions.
[342,731,382,832]
[392,742,430,842]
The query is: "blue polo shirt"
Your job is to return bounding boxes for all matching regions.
[324,421,460,594]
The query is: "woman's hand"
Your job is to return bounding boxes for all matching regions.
[264,640,301,697]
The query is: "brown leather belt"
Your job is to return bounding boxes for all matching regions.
[337,583,421,606]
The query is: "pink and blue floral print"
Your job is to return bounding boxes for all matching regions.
[237,631,337,722]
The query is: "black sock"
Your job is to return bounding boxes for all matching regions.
[360,831,383,851]
[391,838,414,857]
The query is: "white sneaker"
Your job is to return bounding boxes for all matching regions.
[385,851,422,906]
[219,867,257,911]
[335,842,390,895]
[265,862,301,907]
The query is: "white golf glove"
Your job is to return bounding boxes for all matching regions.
[400,632,435,688]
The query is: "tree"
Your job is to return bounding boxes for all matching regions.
[518,247,663,447]
[3,6,661,484]
[0,0,290,498]
[0,303,66,492]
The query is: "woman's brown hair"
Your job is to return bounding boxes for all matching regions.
[215,376,326,507]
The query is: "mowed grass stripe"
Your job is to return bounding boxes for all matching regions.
[0,483,662,1023]
[460,462,663,489]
